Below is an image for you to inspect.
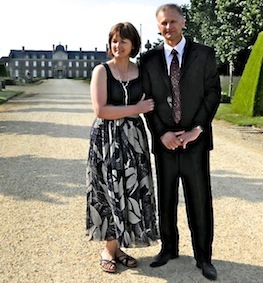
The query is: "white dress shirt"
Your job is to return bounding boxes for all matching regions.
[164,36,186,75]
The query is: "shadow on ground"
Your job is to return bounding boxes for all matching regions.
[116,255,263,283]
[0,155,86,203]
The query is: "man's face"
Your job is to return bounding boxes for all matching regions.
[157,8,185,44]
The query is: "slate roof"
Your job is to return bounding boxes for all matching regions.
[7,44,107,60]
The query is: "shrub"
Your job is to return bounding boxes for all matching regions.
[231,32,263,116]
[0,65,8,77]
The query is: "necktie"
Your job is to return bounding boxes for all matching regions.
[170,49,181,123]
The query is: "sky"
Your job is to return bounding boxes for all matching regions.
[0,0,190,58]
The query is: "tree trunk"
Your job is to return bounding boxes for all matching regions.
[228,60,234,99]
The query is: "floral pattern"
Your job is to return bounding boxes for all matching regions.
[86,116,158,247]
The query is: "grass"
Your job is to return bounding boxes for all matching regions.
[216,75,263,128]
[0,89,23,103]
[215,103,263,128]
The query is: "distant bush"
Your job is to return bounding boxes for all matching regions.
[0,65,8,77]
[231,32,263,116]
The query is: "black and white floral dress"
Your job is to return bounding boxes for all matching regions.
[86,63,158,247]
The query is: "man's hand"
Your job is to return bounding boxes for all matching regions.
[160,131,185,150]
[177,127,203,149]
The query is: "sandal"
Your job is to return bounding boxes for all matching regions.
[116,253,137,268]
[100,259,117,273]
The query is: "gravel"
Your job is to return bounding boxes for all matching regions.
[0,80,262,282]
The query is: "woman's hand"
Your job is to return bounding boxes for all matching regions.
[136,93,155,114]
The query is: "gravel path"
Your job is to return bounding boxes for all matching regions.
[0,80,262,283]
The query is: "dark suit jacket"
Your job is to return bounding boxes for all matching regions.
[140,38,221,153]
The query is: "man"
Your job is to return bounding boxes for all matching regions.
[141,4,221,281]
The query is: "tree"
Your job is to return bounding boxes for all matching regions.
[0,64,8,77]
[190,0,263,99]
[189,0,218,45]
[214,0,263,99]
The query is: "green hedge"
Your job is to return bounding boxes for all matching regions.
[231,32,263,117]
[0,65,8,77]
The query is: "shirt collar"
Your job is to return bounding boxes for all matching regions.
[164,35,186,57]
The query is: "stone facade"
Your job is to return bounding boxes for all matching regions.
[4,44,108,79]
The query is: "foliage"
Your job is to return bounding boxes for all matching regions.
[189,0,218,46]
[214,0,263,64]
[0,64,8,77]
[231,32,263,116]
[190,0,263,65]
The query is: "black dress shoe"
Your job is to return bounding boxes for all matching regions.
[197,262,217,281]
[150,251,178,267]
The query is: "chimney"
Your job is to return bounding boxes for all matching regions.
[66,45,68,51]
[80,47,82,52]
[95,47,97,52]
[22,46,25,51]
[53,44,55,51]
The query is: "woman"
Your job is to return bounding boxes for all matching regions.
[86,22,158,273]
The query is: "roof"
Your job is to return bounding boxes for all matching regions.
[8,44,107,60]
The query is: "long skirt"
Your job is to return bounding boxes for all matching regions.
[86,116,158,247]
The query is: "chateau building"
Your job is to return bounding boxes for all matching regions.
[2,44,108,79]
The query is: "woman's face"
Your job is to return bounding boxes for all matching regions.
[111,32,133,58]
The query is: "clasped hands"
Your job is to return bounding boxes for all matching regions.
[160,128,202,150]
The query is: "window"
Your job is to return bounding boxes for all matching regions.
[33,61,37,67]
[41,61,45,67]
[76,62,79,67]
[76,70,79,77]
[68,61,72,67]
[15,70,19,77]
[41,70,45,77]
[15,61,19,67]
[84,62,87,67]
[25,61,29,67]
[83,70,87,77]
[48,61,52,67]
[33,70,37,77]
[48,70,52,77]
[68,70,72,77]
[83,55,87,60]
[91,62,95,68]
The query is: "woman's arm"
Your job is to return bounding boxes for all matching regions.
[90,64,154,120]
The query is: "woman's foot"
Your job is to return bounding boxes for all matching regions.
[116,249,137,267]
[100,249,117,273]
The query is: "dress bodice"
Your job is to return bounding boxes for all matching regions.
[103,63,143,106]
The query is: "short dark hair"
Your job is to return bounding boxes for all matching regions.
[108,22,141,58]
[156,3,184,18]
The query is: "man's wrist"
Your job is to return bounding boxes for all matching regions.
[194,125,203,132]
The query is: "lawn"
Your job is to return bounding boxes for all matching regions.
[0,89,23,103]
[215,103,263,128]
[216,76,263,128]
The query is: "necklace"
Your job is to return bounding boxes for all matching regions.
[114,62,130,106]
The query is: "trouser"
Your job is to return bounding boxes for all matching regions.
[155,144,214,263]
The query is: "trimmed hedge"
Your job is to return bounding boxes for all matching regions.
[231,32,263,116]
[0,65,8,77]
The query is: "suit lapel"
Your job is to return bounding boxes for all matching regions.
[153,45,171,90]
[180,39,198,79]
